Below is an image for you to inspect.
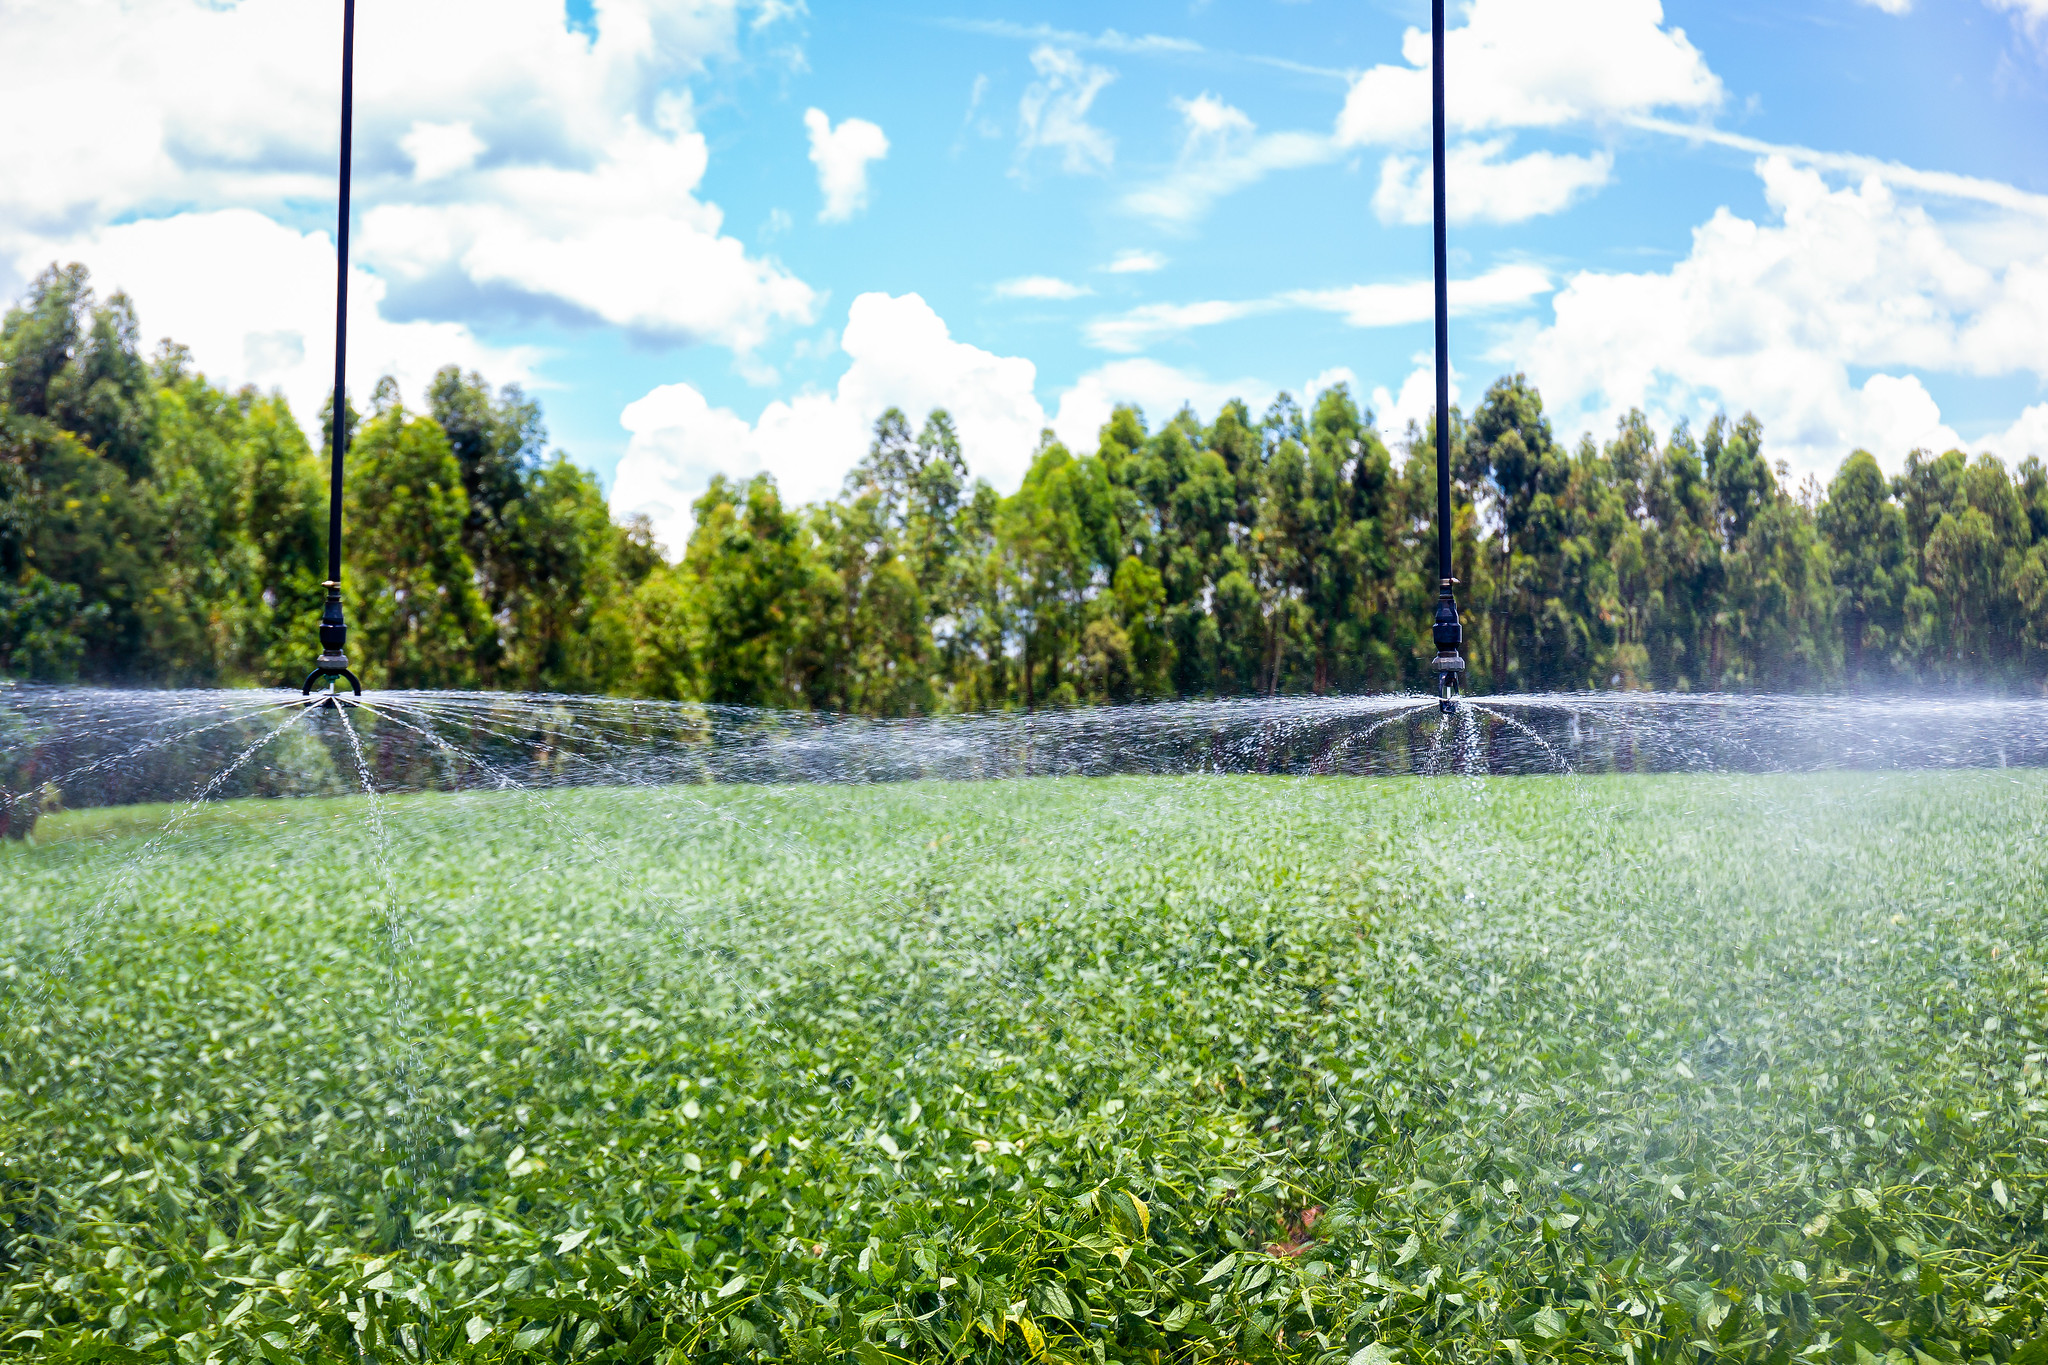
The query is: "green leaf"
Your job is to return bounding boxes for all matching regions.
[1196,1253,1237,1285]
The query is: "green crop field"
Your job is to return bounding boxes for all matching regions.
[4,770,2048,1364]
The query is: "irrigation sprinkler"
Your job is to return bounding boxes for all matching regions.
[303,0,362,699]
[1428,0,1466,714]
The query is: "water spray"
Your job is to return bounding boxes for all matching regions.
[303,0,362,700]
[1428,0,1466,714]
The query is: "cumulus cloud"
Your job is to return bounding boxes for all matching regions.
[1513,156,2048,476]
[20,208,536,421]
[357,114,815,348]
[1121,1,1712,227]
[1372,360,1465,446]
[1049,361,1392,456]
[1123,93,1333,225]
[1016,46,1117,175]
[1335,0,1721,148]
[1050,359,1273,453]
[1083,264,1553,353]
[400,121,486,183]
[803,108,889,223]
[611,293,1050,553]
[0,0,766,232]
[1858,0,1912,12]
[0,0,814,415]
[1372,138,1614,225]
[994,276,1093,300]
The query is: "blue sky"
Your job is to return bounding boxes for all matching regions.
[4,0,2046,554]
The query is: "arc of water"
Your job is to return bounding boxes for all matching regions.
[1310,703,1438,775]
[1467,703,1575,776]
[329,700,443,1182]
[5,695,312,813]
[29,701,315,1007]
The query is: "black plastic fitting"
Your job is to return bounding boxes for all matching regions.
[301,582,361,697]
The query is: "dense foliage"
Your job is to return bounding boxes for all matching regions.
[6,764,2048,1362]
[5,264,2047,701]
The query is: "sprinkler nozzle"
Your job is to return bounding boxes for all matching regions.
[301,582,362,697]
[1432,580,1464,714]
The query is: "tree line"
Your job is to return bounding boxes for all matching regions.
[4,264,2046,704]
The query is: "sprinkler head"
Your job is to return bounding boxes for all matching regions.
[301,582,362,697]
[1432,581,1464,713]
[1434,656,1464,713]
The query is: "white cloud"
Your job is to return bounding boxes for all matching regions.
[1336,0,1722,148]
[1104,249,1167,274]
[803,108,889,223]
[1291,265,1555,327]
[1016,46,1117,175]
[1303,366,1360,407]
[1373,360,1464,445]
[1980,402,2048,462]
[0,0,765,232]
[947,20,1201,55]
[1513,156,2048,477]
[611,293,1049,553]
[1085,299,1275,353]
[356,115,815,349]
[1630,117,2048,219]
[1124,0,1707,229]
[1084,264,1553,353]
[21,209,535,422]
[1987,0,2048,37]
[1123,93,1333,225]
[1051,361,1390,454]
[400,120,486,183]
[994,275,1093,300]
[1372,138,1614,225]
[0,0,815,395]
[1858,0,1912,13]
[1050,359,1274,453]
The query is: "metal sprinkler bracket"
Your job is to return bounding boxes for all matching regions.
[302,0,363,700]
[1426,0,1465,716]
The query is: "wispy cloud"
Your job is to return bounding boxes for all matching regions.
[1085,264,1554,353]
[1104,249,1167,274]
[1086,298,1276,352]
[1122,93,1335,225]
[1290,264,1553,326]
[1629,116,2048,218]
[1016,46,1117,175]
[943,19,1201,55]
[994,275,1093,300]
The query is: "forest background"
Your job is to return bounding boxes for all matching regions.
[5,265,2047,708]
